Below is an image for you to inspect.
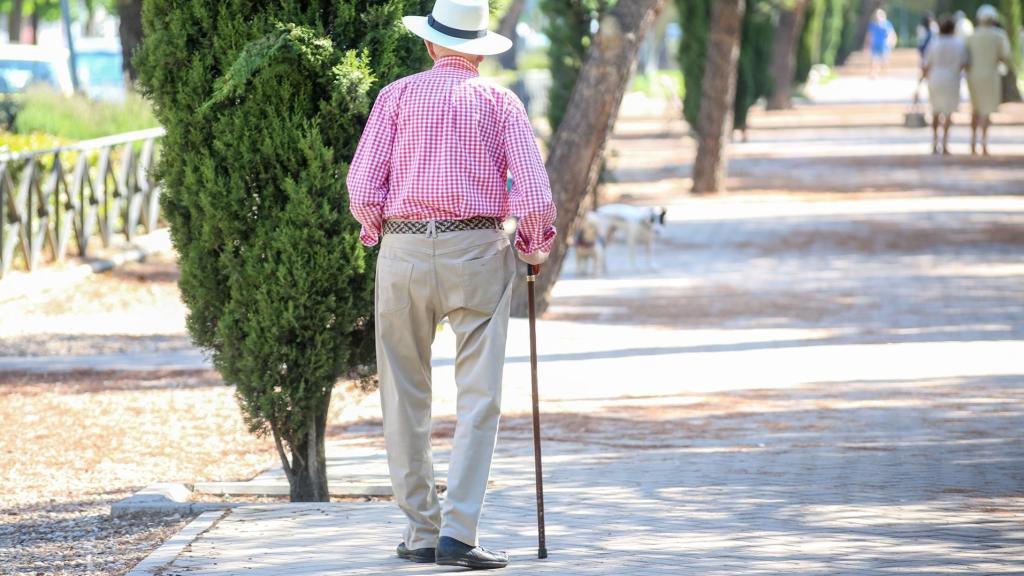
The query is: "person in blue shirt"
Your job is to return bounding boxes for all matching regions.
[865,9,898,78]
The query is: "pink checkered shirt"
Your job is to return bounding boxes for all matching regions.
[347,56,557,255]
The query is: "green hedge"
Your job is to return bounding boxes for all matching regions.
[12,87,158,141]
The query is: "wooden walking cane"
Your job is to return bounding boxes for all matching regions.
[526,264,548,559]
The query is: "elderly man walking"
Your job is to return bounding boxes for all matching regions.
[347,0,556,570]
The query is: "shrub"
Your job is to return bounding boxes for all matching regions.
[12,87,158,141]
[136,0,432,501]
[0,132,69,154]
[795,0,826,85]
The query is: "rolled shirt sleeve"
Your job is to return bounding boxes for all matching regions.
[347,86,398,247]
[503,97,557,255]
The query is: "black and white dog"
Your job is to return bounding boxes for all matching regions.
[592,204,667,270]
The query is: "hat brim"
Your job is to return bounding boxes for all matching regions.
[402,16,512,56]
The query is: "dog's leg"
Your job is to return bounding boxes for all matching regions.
[627,227,638,270]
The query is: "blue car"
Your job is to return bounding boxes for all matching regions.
[76,47,126,102]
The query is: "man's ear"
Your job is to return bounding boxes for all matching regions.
[424,39,437,60]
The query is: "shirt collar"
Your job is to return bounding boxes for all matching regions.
[432,56,480,76]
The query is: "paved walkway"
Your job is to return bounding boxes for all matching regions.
[129,187,1024,575]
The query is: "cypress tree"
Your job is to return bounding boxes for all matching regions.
[541,0,617,133]
[734,0,776,132]
[835,0,861,65]
[795,0,826,84]
[676,0,711,131]
[819,0,848,68]
[135,0,432,501]
[679,0,775,134]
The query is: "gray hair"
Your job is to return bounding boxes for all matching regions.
[976,4,1000,24]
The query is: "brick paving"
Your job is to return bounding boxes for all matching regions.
[128,69,1024,574]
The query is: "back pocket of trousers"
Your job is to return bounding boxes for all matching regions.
[376,258,413,313]
[457,251,507,314]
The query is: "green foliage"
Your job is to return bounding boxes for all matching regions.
[819,0,848,67]
[1001,0,1023,70]
[675,0,710,131]
[11,86,158,141]
[518,48,550,70]
[135,0,432,448]
[631,70,684,99]
[0,0,62,21]
[735,0,776,130]
[936,0,1022,69]
[834,0,862,65]
[0,0,111,21]
[0,131,68,153]
[795,0,826,84]
[540,0,616,133]
[678,0,775,132]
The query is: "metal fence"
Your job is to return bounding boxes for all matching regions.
[0,127,165,279]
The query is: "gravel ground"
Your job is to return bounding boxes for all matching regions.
[0,254,190,358]
[0,370,274,575]
[0,368,368,576]
[2,499,195,576]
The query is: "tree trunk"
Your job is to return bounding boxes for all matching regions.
[512,0,667,318]
[497,0,526,69]
[691,0,745,194]
[273,391,332,502]
[8,0,23,44]
[29,8,39,45]
[118,0,144,83]
[766,0,807,110]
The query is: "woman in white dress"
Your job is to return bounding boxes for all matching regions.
[922,16,966,155]
[966,5,1012,155]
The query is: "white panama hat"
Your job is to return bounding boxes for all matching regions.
[402,0,512,56]
[976,4,1000,23]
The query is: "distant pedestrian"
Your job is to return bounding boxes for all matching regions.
[954,10,975,42]
[917,12,938,61]
[866,9,898,78]
[922,16,966,155]
[965,4,1011,155]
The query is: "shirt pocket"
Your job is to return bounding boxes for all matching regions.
[457,248,510,315]
[376,258,414,314]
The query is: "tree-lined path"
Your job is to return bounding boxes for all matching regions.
[115,53,1024,575]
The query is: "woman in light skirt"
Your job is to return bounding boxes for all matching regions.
[922,17,966,155]
[966,5,1012,155]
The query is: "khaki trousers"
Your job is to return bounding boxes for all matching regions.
[375,227,516,549]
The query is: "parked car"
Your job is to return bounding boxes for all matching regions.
[75,39,127,102]
[0,44,74,96]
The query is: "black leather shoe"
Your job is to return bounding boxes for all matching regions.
[396,542,436,563]
[435,536,509,569]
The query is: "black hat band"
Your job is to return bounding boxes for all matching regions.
[428,14,487,40]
